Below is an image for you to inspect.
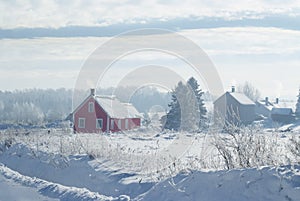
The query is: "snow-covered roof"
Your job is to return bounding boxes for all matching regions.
[256,98,296,113]
[122,103,142,118]
[256,100,273,111]
[229,92,255,105]
[95,96,140,118]
[273,101,296,110]
[271,108,293,115]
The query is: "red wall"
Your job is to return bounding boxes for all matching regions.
[130,118,141,129]
[109,118,141,132]
[74,96,141,133]
[74,96,108,133]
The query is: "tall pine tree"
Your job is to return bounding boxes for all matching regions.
[296,89,300,118]
[162,78,207,131]
[187,77,207,129]
[163,82,184,131]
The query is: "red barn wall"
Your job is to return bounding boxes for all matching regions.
[74,96,141,133]
[74,96,108,133]
[108,118,141,133]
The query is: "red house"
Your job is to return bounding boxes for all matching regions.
[73,89,141,133]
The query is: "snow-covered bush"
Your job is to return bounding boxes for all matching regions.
[295,89,300,118]
[211,124,284,169]
[289,135,300,162]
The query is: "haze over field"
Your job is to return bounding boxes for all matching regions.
[1,0,300,99]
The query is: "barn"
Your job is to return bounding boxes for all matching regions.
[256,97,295,123]
[271,108,295,124]
[214,87,256,127]
[255,97,274,118]
[73,89,141,133]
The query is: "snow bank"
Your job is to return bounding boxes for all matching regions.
[1,131,300,200]
[277,122,300,133]
[0,164,129,201]
[138,166,300,201]
[0,143,153,199]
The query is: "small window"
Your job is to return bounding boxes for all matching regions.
[118,119,122,129]
[110,119,114,130]
[88,102,94,113]
[96,118,103,129]
[125,119,129,129]
[78,118,85,128]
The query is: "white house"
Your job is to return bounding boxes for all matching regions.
[214,87,256,127]
[256,97,295,123]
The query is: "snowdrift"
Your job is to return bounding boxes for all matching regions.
[139,166,300,201]
[1,137,300,200]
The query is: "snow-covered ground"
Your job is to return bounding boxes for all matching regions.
[0,164,126,201]
[0,128,300,200]
[139,165,300,201]
[0,171,59,201]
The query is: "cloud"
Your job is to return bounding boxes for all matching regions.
[1,14,300,39]
[0,37,108,62]
[181,27,300,56]
[0,0,300,29]
[0,26,300,97]
[1,1,299,98]
[3,27,299,64]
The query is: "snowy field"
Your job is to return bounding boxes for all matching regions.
[0,127,300,200]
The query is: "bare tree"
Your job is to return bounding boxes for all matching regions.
[238,81,261,102]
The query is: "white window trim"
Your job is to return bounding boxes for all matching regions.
[96,118,103,129]
[78,118,86,128]
[118,119,122,129]
[88,102,94,113]
[125,119,129,129]
[110,119,114,130]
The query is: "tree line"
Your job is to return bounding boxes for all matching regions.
[0,87,172,126]
[0,88,73,125]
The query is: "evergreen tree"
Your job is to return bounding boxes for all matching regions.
[296,89,300,118]
[163,83,183,131]
[162,78,207,131]
[187,77,207,128]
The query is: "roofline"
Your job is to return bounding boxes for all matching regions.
[73,94,141,119]
[213,91,256,106]
[95,96,141,119]
[213,92,227,104]
[256,100,274,107]
[271,107,293,110]
[228,92,255,105]
[72,95,110,118]
[72,94,94,114]
[94,97,111,118]
[214,92,256,106]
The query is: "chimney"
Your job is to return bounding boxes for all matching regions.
[90,88,95,96]
[265,97,269,106]
[231,86,235,93]
[276,98,279,104]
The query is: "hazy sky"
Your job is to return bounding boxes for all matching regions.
[1,0,300,99]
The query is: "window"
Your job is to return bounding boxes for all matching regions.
[110,119,114,130]
[125,119,129,129]
[118,119,122,129]
[96,118,103,129]
[88,102,94,113]
[78,118,85,128]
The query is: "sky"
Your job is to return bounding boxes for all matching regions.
[0,0,300,99]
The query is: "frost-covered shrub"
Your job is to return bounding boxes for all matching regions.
[212,125,283,169]
[289,135,300,162]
